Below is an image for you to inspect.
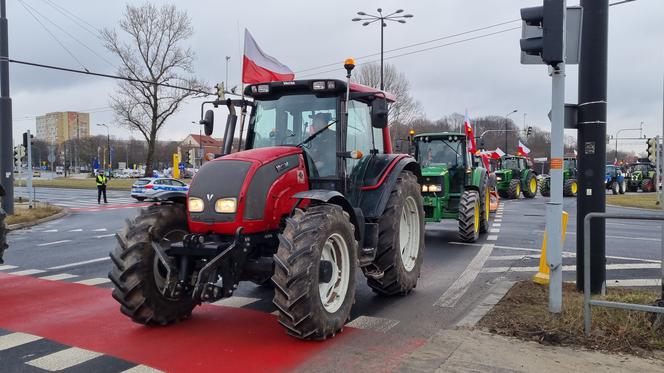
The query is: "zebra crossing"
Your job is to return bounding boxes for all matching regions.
[14,186,143,210]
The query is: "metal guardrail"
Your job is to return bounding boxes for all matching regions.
[583,212,664,336]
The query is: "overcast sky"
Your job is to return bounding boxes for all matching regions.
[6,0,663,153]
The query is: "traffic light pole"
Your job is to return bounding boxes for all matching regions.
[26,130,33,209]
[576,0,608,294]
[0,0,12,215]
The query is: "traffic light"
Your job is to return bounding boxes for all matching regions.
[647,137,658,163]
[215,83,225,101]
[22,132,34,148]
[13,145,25,168]
[188,148,196,165]
[527,126,533,136]
[520,0,565,66]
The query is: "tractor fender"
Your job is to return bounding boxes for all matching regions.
[292,190,362,242]
[359,156,421,220]
[466,168,488,192]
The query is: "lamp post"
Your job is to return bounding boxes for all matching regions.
[505,109,518,153]
[225,56,230,91]
[352,9,413,91]
[614,123,643,163]
[97,123,110,172]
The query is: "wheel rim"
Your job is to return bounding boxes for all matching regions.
[473,198,480,234]
[318,233,350,313]
[484,189,490,221]
[571,181,578,194]
[516,183,521,196]
[530,178,537,193]
[153,228,186,298]
[399,196,420,272]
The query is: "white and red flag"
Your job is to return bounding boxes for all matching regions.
[492,147,506,160]
[464,111,478,155]
[242,29,294,84]
[517,140,531,156]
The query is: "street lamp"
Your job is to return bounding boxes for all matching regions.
[97,123,110,172]
[614,122,643,163]
[505,109,518,153]
[352,8,413,90]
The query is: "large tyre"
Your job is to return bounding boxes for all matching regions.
[273,204,357,340]
[540,179,551,197]
[134,197,146,202]
[619,180,626,194]
[458,190,480,242]
[0,207,6,264]
[564,179,578,197]
[366,170,424,296]
[611,181,618,195]
[109,204,196,325]
[507,179,521,199]
[479,180,490,234]
[522,173,538,199]
[497,189,509,199]
[641,179,655,193]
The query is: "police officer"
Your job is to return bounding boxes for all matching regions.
[96,171,108,204]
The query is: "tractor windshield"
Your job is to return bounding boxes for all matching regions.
[606,165,617,175]
[564,158,576,170]
[416,138,464,168]
[501,158,519,169]
[633,164,650,173]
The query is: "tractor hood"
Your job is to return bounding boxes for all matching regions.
[421,165,449,177]
[221,146,302,164]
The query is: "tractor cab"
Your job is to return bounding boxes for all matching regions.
[495,156,538,199]
[413,132,469,195]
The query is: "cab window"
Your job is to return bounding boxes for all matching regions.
[346,100,382,176]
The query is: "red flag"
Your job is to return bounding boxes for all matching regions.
[242,29,294,84]
[492,147,505,160]
[517,140,530,157]
[464,111,478,155]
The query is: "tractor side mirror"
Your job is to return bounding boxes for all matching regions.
[0,184,4,197]
[370,98,389,129]
[200,110,214,136]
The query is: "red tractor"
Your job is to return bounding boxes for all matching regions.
[109,61,425,340]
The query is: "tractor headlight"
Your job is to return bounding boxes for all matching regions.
[188,197,204,213]
[215,198,237,214]
[422,185,428,192]
[427,184,442,192]
[496,176,502,181]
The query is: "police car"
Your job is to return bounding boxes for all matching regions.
[131,178,189,201]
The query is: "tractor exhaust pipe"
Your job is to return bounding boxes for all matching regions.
[223,99,238,156]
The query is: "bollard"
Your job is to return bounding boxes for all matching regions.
[533,211,569,285]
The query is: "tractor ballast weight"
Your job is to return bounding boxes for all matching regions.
[495,156,538,199]
[540,156,578,197]
[108,73,426,340]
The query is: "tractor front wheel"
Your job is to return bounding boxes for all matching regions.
[522,174,538,199]
[540,179,551,197]
[507,179,521,199]
[458,190,480,242]
[272,204,358,340]
[367,170,424,296]
[619,180,626,194]
[479,181,490,234]
[611,181,619,195]
[564,179,578,197]
[109,204,196,325]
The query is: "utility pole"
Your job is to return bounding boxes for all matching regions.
[0,0,13,214]
[26,130,33,208]
[576,0,608,294]
[225,56,230,91]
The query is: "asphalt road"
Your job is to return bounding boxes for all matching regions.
[1,187,662,372]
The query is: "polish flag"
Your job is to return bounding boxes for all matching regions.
[464,111,478,155]
[242,29,295,84]
[492,147,505,159]
[517,140,531,156]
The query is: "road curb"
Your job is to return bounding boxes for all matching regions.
[455,279,515,328]
[7,209,68,231]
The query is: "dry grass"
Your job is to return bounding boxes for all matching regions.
[479,281,664,359]
[31,178,137,190]
[6,203,63,225]
[607,193,662,210]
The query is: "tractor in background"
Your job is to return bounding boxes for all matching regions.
[540,157,578,197]
[627,162,656,192]
[412,132,490,242]
[494,156,538,199]
[109,61,426,340]
[605,164,626,195]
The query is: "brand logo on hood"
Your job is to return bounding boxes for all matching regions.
[206,193,214,201]
[275,161,290,172]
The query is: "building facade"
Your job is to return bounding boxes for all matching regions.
[35,112,90,144]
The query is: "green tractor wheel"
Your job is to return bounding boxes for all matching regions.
[479,183,490,234]
[507,179,521,199]
[458,190,480,242]
[540,179,550,197]
[522,174,538,199]
[563,179,578,197]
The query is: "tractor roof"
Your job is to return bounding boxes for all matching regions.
[413,132,465,139]
[244,79,396,102]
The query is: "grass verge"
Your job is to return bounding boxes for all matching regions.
[607,193,662,209]
[6,203,63,225]
[479,281,664,360]
[31,178,137,191]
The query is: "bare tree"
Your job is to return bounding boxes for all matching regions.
[354,63,423,125]
[102,3,205,176]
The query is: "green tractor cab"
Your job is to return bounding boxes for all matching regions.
[540,156,578,197]
[627,162,656,192]
[495,156,538,199]
[413,132,490,242]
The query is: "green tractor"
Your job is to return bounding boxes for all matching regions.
[540,157,578,197]
[627,162,656,192]
[494,156,538,199]
[413,132,490,242]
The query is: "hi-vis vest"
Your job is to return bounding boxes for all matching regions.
[96,175,107,186]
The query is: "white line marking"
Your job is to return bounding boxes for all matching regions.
[434,243,495,308]
[456,281,515,328]
[47,257,110,270]
[95,234,116,238]
[37,240,71,247]
[489,229,500,233]
[211,296,260,308]
[0,332,42,351]
[8,269,45,276]
[346,316,399,333]
[492,223,502,227]
[482,263,661,273]
[487,255,534,261]
[494,219,503,222]
[534,230,660,242]
[68,229,83,232]
[92,228,107,232]
[486,235,498,241]
[75,277,112,286]
[42,229,58,233]
[26,347,103,371]
[121,365,164,373]
[39,273,79,281]
[607,279,661,287]
[0,264,18,271]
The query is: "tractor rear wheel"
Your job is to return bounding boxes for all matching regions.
[564,179,578,197]
[367,170,424,296]
[479,181,490,234]
[507,179,521,199]
[0,207,7,264]
[619,180,626,194]
[611,181,619,195]
[540,179,550,197]
[641,179,655,192]
[522,174,538,199]
[458,190,480,242]
[272,204,357,340]
[109,204,196,325]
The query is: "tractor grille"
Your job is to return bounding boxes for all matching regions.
[188,160,251,223]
